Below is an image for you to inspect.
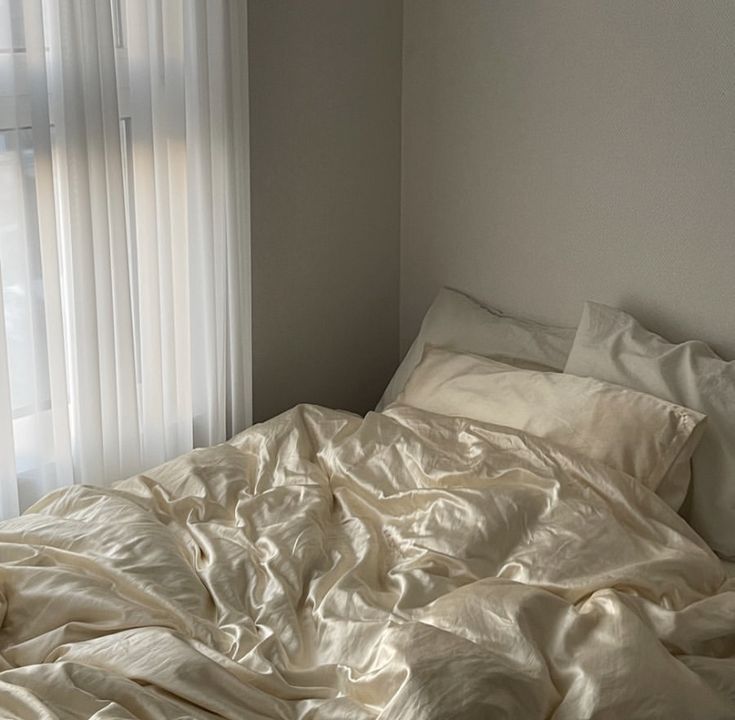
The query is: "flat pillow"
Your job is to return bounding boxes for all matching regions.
[564,301,735,559]
[398,346,706,504]
[377,288,576,410]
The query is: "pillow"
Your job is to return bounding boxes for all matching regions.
[398,346,706,504]
[377,288,576,410]
[564,301,735,559]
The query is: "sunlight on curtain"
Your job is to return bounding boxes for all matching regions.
[0,0,251,518]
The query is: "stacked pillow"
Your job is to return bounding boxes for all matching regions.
[377,288,576,410]
[380,288,734,558]
[563,302,735,560]
[398,346,705,509]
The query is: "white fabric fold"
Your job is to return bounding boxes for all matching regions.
[0,405,733,718]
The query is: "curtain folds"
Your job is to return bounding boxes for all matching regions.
[0,0,251,519]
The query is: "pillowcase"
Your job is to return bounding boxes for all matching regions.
[398,346,706,504]
[564,301,735,559]
[377,288,576,410]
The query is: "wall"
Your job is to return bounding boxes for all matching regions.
[401,1,735,359]
[248,1,402,421]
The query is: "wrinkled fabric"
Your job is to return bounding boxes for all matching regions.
[398,346,706,509]
[0,404,733,719]
[564,300,735,559]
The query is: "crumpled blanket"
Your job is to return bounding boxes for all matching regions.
[0,404,733,719]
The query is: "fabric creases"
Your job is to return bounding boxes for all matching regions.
[0,404,733,719]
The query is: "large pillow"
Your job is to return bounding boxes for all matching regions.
[398,347,706,506]
[377,288,576,410]
[564,301,735,559]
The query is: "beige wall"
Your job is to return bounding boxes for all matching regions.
[248,1,402,421]
[401,1,735,359]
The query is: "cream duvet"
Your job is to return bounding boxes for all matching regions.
[0,404,734,719]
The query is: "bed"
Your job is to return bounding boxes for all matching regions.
[1,289,734,719]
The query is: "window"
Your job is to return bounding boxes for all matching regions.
[0,0,251,518]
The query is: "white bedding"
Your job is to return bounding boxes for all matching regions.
[0,404,734,718]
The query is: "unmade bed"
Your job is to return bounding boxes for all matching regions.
[0,290,734,719]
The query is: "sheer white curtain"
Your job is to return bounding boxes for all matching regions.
[0,0,251,519]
